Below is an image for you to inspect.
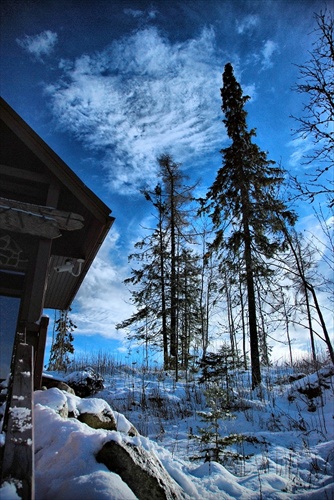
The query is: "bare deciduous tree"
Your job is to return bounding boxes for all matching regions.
[291,10,334,206]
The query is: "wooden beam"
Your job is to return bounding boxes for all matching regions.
[0,197,85,239]
[21,239,52,325]
[0,164,51,184]
[34,316,49,390]
[0,208,62,239]
[1,343,34,500]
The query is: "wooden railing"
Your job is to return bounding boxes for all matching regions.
[0,316,49,499]
[1,342,34,499]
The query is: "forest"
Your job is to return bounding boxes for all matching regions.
[48,12,334,389]
[112,12,333,388]
[3,8,332,500]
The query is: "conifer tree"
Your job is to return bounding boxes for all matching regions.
[116,186,170,368]
[191,383,235,464]
[48,308,76,372]
[177,246,202,371]
[158,154,195,366]
[202,63,296,388]
[117,154,199,375]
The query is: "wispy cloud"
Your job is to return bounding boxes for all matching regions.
[124,8,158,20]
[236,15,259,34]
[44,26,225,194]
[287,136,314,169]
[261,40,279,69]
[16,30,58,61]
[123,8,144,18]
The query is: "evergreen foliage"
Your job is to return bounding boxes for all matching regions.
[116,64,331,381]
[201,63,297,388]
[117,154,200,375]
[191,382,235,463]
[48,308,76,372]
[199,343,243,384]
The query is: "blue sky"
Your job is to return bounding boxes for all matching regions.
[1,0,331,364]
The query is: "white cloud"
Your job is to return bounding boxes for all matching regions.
[72,231,133,340]
[236,15,259,34]
[243,83,257,101]
[147,9,158,20]
[124,8,144,18]
[16,30,58,61]
[124,8,158,20]
[287,135,314,169]
[45,26,224,194]
[261,40,279,69]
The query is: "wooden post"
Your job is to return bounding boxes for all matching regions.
[1,343,34,499]
[34,316,49,390]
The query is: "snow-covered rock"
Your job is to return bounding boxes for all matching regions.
[78,409,117,431]
[42,375,75,395]
[35,388,68,418]
[96,439,185,499]
[64,367,104,397]
[33,387,185,499]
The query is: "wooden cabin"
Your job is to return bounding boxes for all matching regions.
[0,97,114,498]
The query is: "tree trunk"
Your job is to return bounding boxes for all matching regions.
[239,280,248,370]
[158,207,169,370]
[304,284,317,363]
[244,223,261,389]
[281,291,293,366]
[225,273,236,363]
[282,225,334,365]
[307,282,334,365]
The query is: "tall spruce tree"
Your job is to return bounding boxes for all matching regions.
[203,63,296,388]
[117,154,199,376]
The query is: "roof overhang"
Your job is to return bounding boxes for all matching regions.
[0,97,115,312]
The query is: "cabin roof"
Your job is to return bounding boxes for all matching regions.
[0,97,114,310]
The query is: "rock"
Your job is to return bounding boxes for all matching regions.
[76,402,139,435]
[64,367,104,397]
[41,376,75,395]
[96,439,184,500]
[113,410,139,436]
[78,409,117,431]
[127,424,139,437]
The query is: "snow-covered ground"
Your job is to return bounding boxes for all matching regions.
[1,363,333,499]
